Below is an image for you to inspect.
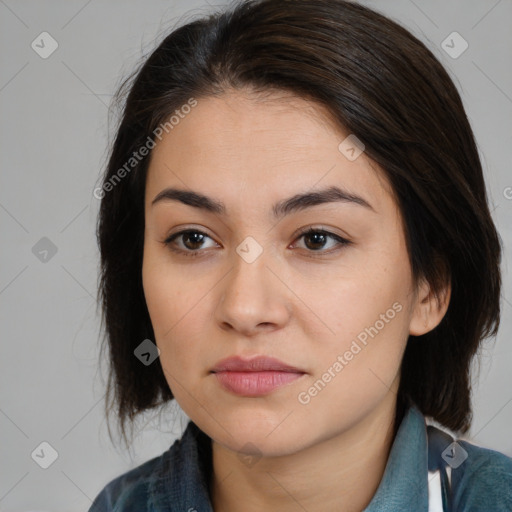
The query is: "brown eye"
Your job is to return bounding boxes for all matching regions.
[303,231,329,251]
[163,229,218,257]
[294,228,352,254]
[178,231,206,250]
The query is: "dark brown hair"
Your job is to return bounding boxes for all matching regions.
[96,0,502,448]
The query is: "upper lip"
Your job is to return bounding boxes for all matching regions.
[211,355,305,373]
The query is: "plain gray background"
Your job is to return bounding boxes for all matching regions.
[1,0,511,510]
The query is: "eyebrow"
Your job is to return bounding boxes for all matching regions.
[151,185,376,218]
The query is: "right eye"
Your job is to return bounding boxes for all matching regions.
[163,229,219,257]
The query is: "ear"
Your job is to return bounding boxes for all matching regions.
[409,276,451,336]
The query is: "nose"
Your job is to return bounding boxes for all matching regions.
[214,244,292,336]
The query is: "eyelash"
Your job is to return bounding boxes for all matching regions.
[162,226,352,258]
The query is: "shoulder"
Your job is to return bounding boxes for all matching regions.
[451,439,512,511]
[88,453,164,511]
[88,421,210,511]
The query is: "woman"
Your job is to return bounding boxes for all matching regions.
[90,0,512,510]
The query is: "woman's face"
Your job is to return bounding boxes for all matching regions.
[142,89,433,456]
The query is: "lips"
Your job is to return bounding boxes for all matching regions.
[210,355,306,396]
[211,355,305,373]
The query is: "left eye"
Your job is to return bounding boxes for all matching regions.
[293,228,351,252]
[163,228,351,257]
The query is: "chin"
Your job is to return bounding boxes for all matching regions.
[198,411,311,455]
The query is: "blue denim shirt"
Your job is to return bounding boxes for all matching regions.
[89,405,512,511]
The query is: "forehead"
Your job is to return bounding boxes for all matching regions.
[145,89,395,215]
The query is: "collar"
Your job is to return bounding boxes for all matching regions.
[363,404,429,511]
[149,405,429,511]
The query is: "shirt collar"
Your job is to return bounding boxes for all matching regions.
[149,405,429,511]
[363,404,429,511]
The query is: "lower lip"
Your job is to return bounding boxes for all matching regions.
[213,371,305,396]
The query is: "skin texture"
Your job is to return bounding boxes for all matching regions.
[142,89,451,512]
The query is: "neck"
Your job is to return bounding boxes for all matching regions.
[209,392,402,512]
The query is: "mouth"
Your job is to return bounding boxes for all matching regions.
[210,355,306,396]
[211,354,305,373]
[212,370,306,396]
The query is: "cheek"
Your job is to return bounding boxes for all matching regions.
[315,293,407,388]
[305,253,412,391]
[142,253,185,357]
[309,253,409,344]
[142,250,214,392]
[295,295,409,433]
[142,240,195,333]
